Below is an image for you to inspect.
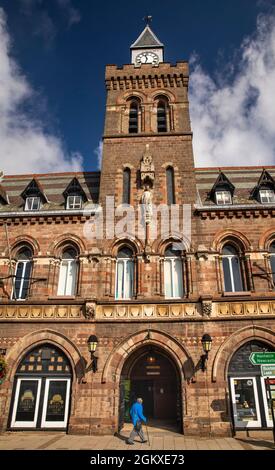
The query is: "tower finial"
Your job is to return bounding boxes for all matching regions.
[143,15,152,25]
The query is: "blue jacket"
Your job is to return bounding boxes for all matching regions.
[130,402,147,426]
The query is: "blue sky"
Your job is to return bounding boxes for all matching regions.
[0,0,275,174]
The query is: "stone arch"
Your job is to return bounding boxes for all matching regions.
[150,89,176,103]
[2,329,83,431]
[153,235,192,255]
[101,328,194,384]
[212,325,275,382]
[49,233,87,257]
[6,328,82,383]
[106,236,144,257]
[259,227,275,250]
[212,229,252,252]
[9,235,40,257]
[118,91,147,105]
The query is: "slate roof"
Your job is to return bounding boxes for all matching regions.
[0,171,100,213]
[195,166,275,208]
[131,25,164,49]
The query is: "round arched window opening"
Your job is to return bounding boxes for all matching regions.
[9,344,72,430]
[228,340,275,430]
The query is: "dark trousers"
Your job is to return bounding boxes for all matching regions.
[128,423,145,443]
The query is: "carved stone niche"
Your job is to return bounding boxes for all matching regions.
[140,144,155,188]
[200,295,213,317]
[84,302,96,320]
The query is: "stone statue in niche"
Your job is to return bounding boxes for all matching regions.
[141,184,153,223]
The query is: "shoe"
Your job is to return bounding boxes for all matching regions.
[141,440,148,443]
[126,441,134,445]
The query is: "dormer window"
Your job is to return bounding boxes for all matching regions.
[210,172,235,206]
[25,196,41,211]
[252,169,275,204]
[63,177,87,210]
[215,190,232,205]
[259,189,275,204]
[21,178,47,212]
[66,195,83,210]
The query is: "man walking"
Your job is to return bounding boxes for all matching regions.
[127,397,147,445]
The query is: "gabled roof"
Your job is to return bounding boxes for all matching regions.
[63,177,87,201]
[21,178,48,203]
[210,171,235,198]
[251,169,275,197]
[0,184,9,204]
[131,25,164,49]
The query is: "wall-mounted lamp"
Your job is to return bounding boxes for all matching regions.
[200,334,212,372]
[87,335,98,373]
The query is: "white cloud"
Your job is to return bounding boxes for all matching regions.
[94,141,103,170]
[0,8,83,175]
[190,12,275,167]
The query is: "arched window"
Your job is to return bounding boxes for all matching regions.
[57,247,78,296]
[228,340,275,429]
[222,244,244,292]
[115,246,134,299]
[13,247,33,300]
[157,99,168,132]
[166,167,175,204]
[122,168,131,204]
[129,101,139,133]
[164,245,184,298]
[269,242,275,285]
[10,344,72,430]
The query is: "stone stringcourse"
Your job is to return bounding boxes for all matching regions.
[0,300,274,320]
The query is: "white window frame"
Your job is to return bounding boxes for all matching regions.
[66,195,83,210]
[230,376,261,428]
[115,258,134,300]
[11,378,42,428]
[259,189,275,204]
[164,256,184,299]
[215,190,232,205]
[57,258,78,296]
[222,253,243,292]
[25,196,41,211]
[41,378,71,428]
[12,259,32,300]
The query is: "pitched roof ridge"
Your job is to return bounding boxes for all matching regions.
[131,25,164,48]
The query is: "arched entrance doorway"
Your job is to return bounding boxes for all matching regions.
[119,345,182,432]
[9,343,72,430]
[228,340,275,430]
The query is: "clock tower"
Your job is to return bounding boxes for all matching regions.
[131,21,164,67]
[99,20,196,216]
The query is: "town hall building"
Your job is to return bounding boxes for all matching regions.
[0,22,275,437]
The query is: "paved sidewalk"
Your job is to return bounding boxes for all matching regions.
[0,428,274,450]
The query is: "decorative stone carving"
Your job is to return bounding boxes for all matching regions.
[202,301,212,316]
[141,186,153,224]
[140,144,155,187]
[84,302,96,319]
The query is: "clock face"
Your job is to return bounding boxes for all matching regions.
[135,52,159,66]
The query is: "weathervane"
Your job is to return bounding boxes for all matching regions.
[143,15,152,25]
